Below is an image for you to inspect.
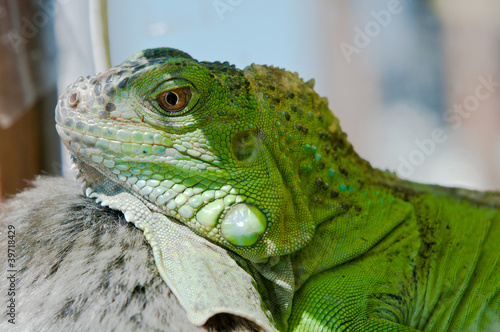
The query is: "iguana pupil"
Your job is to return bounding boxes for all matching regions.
[166,92,177,105]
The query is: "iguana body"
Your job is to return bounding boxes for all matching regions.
[55,48,499,331]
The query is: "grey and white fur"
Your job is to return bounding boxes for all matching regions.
[0,177,260,331]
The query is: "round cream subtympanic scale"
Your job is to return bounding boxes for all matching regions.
[220,203,267,246]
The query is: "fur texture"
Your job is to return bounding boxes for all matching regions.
[0,177,260,331]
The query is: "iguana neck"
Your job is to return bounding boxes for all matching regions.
[244,64,413,288]
[245,63,392,226]
[291,167,413,289]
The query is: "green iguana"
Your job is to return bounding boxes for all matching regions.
[55,48,499,331]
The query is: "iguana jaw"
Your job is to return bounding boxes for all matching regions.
[58,151,280,332]
[57,96,285,332]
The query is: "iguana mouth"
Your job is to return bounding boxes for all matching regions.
[72,154,176,220]
[56,123,122,197]
[57,130,161,219]
[74,156,128,198]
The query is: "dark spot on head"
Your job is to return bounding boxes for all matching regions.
[103,84,115,98]
[315,177,324,187]
[285,112,290,121]
[94,83,102,96]
[318,161,325,170]
[98,110,108,118]
[330,190,339,199]
[117,77,129,89]
[105,103,116,112]
[339,166,348,176]
[287,92,295,99]
[340,203,349,210]
[355,205,362,212]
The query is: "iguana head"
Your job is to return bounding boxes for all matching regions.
[56,48,354,261]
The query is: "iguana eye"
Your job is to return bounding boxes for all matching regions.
[157,87,192,112]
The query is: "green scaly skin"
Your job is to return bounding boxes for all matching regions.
[55,48,500,331]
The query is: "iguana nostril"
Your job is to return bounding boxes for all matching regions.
[68,92,79,107]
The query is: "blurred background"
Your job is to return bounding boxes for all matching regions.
[1,0,499,199]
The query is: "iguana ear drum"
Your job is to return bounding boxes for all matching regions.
[220,203,267,247]
[232,131,259,163]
